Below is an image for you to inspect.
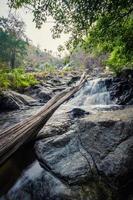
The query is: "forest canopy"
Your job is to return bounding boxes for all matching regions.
[0,14,28,68]
[9,0,133,37]
[5,0,133,72]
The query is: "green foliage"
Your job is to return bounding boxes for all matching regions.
[0,71,10,91]
[81,15,133,73]
[0,14,28,68]
[8,0,133,73]
[106,46,131,72]
[0,67,38,91]
[10,0,133,39]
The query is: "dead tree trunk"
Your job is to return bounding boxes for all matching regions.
[0,73,87,166]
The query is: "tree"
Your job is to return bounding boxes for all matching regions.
[80,14,133,72]
[9,0,133,72]
[0,14,28,68]
[9,0,133,39]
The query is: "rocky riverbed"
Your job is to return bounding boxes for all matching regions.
[0,70,133,200]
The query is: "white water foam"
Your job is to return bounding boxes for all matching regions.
[60,78,116,112]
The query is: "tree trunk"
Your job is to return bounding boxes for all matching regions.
[10,49,16,69]
[0,73,87,166]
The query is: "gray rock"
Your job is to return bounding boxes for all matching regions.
[35,107,133,199]
[109,69,133,105]
[38,90,52,103]
[0,91,37,111]
[68,108,90,118]
[67,76,80,86]
[1,105,133,199]
[25,84,53,103]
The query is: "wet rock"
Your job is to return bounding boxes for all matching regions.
[67,76,80,86]
[2,107,130,200]
[68,108,90,118]
[99,136,133,184]
[51,77,63,85]
[117,69,133,79]
[52,86,66,93]
[36,111,72,139]
[24,75,69,102]
[35,108,133,188]
[10,91,38,106]
[104,78,112,88]
[0,93,20,111]
[38,90,52,103]
[1,105,133,200]
[0,106,40,131]
[25,85,53,103]
[1,71,133,199]
[35,107,133,199]
[108,69,133,105]
[4,107,133,200]
[0,91,37,111]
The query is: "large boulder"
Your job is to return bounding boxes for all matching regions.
[24,78,66,103]
[24,84,53,102]
[35,107,133,188]
[108,69,133,105]
[2,106,133,200]
[0,91,37,111]
[38,89,52,103]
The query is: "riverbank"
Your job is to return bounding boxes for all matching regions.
[0,69,133,200]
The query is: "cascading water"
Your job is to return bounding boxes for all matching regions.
[0,77,124,199]
[62,78,115,111]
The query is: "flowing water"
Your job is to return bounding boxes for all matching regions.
[0,78,116,131]
[0,77,119,197]
[61,78,118,112]
[71,78,112,106]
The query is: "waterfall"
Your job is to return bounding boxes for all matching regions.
[62,78,115,111]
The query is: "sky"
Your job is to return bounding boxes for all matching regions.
[0,0,70,56]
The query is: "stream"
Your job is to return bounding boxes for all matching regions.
[0,77,132,200]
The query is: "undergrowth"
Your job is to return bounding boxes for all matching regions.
[0,67,38,92]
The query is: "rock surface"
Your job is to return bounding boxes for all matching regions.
[0,91,38,111]
[24,74,75,103]
[2,106,133,200]
[1,70,133,199]
[0,73,78,111]
[108,69,133,105]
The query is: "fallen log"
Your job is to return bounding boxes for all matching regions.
[0,73,87,166]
